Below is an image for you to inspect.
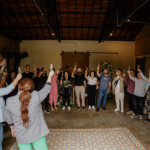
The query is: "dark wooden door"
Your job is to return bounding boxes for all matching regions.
[62,53,89,74]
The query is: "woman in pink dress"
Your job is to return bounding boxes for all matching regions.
[49,68,59,111]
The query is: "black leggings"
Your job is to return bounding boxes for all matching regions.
[133,95,144,115]
[88,85,96,106]
[63,99,70,106]
[41,94,49,110]
[126,92,134,111]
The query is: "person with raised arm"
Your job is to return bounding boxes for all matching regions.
[0,61,22,150]
[128,70,147,119]
[22,65,37,80]
[49,68,59,111]
[112,69,125,112]
[5,70,54,150]
[123,69,135,115]
[138,69,150,123]
[96,66,111,112]
[71,67,86,110]
[85,70,98,110]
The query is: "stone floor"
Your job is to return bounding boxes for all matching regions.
[2,97,150,150]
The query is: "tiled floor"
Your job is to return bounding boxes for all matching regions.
[3,98,150,150]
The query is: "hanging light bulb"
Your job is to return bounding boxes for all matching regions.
[127,19,130,22]
[52,32,55,36]
[110,33,113,36]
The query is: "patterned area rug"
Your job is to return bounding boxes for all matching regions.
[9,127,146,150]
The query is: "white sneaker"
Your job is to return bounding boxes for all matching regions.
[92,106,95,110]
[62,106,65,110]
[114,108,120,111]
[139,115,142,119]
[131,114,137,118]
[121,110,124,113]
[89,106,91,109]
[68,106,71,110]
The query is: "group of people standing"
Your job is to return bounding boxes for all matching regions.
[0,58,150,150]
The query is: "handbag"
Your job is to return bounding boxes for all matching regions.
[115,78,120,86]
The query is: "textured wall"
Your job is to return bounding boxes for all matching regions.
[135,24,150,56]
[20,40,135,79]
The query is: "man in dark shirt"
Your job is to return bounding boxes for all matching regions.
[22,65,37,79]
[72,67,86,110]
[37,68,50,113]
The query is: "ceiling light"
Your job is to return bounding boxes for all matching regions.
[52,32,55,36]
[110,33,113,36]
[127,19,130,22]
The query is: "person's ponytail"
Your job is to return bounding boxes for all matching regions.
[19,78,34,128]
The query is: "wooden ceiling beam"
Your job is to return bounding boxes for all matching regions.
[98,0,149,43]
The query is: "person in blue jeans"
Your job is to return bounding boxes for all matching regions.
[96,66,111,112]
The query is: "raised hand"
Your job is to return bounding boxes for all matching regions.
[16,73,22,81]
[97,66,99,70]
[73,67,76,72]
[34,66,37,71]
[49,70,54,77]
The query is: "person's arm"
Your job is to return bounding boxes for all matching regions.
[83,80,86,88]
[108,82,111,93]
[33,67,37,78]
[112,77,115,91]
[96,78,99,89]
[127,70,136,81]
[97,66,101,77]
[138,69,148,81]
[85,70,88,80]
[71,68,76,78]
[60,77,63,85]
[5,105,16,137]
[38,71,54,102]
[123,75,129,82]
[38,71,43,78]
[0,73,22,97]
[5,99,16,137]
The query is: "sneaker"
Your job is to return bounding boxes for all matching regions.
[62,106,65,110]
[114,108,120,112]
[82,107,85,110]
[102,107,106,110]
[77,107,80,110]
[92,106,95,110]
[145,118,149,122]
[139,115,142,120]
[121,110,124,113]
[45,109,50,113]
[88,106,91,109]
[131,114,137,118]
[68,106,71,110]
[96,108,99,112]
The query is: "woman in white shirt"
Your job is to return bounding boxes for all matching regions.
[85,70,98,110]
